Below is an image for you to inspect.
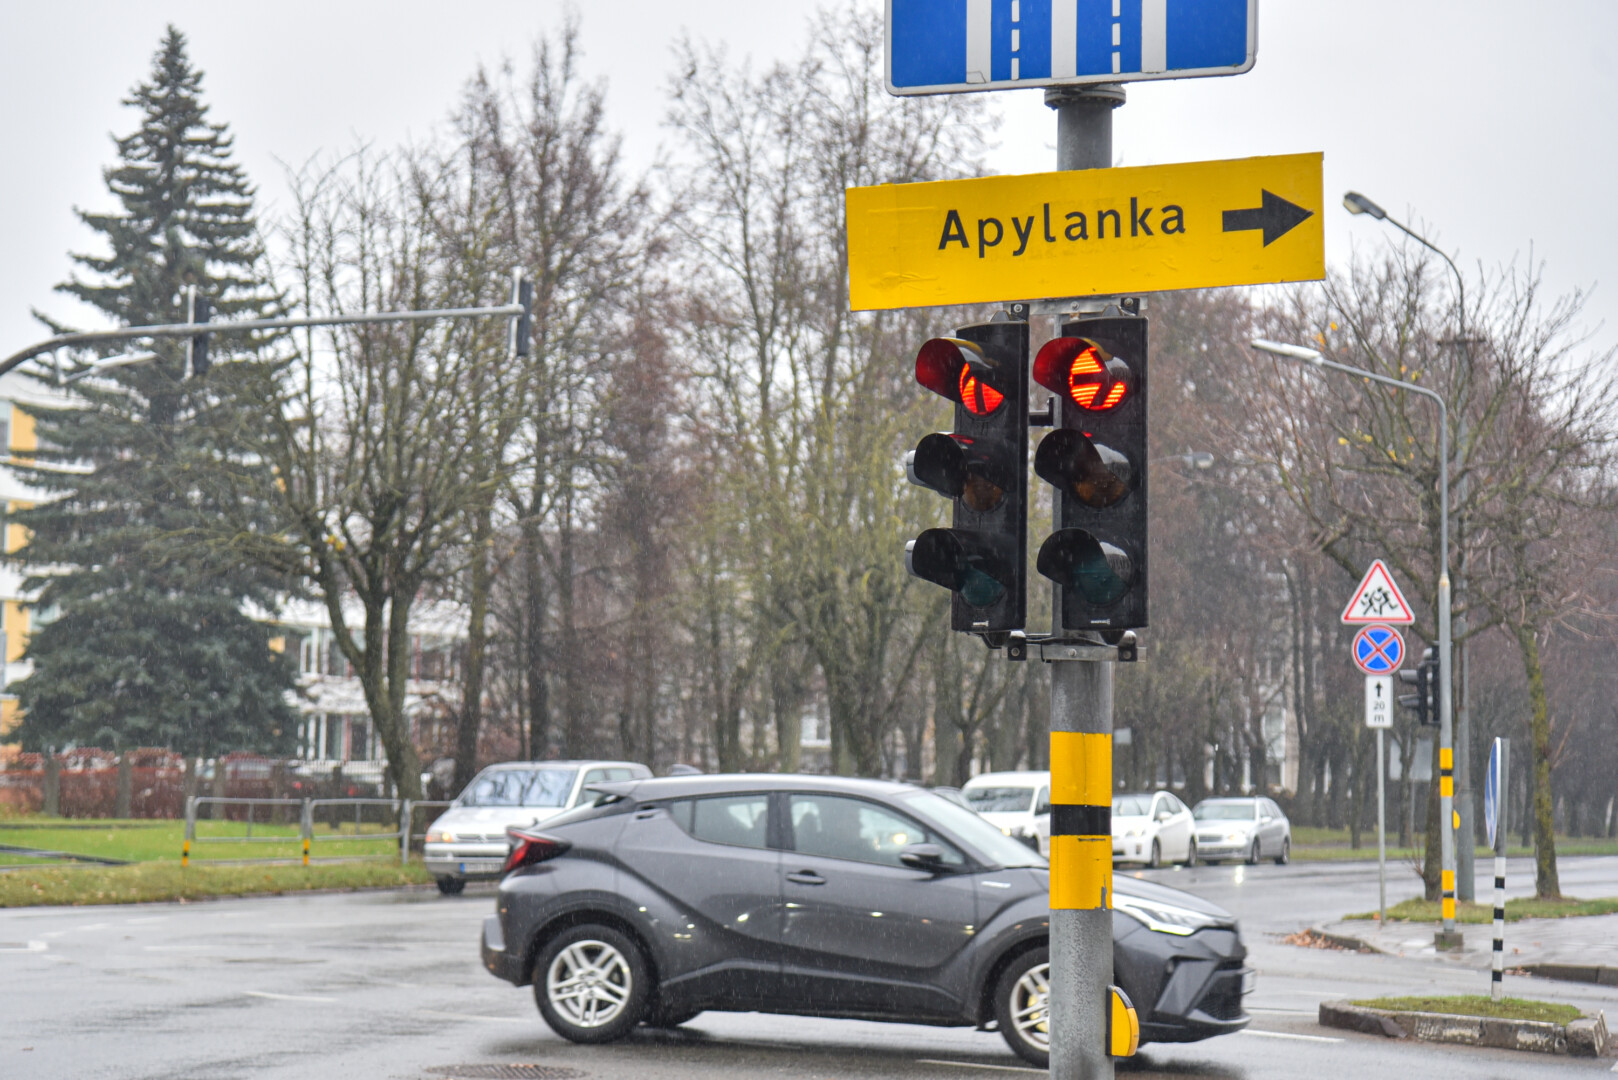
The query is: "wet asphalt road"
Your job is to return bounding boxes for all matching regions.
[4,857,1617,1079]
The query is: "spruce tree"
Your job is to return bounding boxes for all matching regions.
[11,26,297,757]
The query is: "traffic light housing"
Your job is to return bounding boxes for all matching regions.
[186,287,211,379]
[904,318,1029,639]
[510,270,533,358]
[1031,313,1148,631]
[1398,646,1440,726]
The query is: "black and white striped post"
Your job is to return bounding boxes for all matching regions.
[1486,737,1510,1001]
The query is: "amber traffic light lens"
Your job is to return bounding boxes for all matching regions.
[1033,337,1131,412]
[1034,428,1133,508]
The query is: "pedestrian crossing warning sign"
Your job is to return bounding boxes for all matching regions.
[1341,559,1415,625]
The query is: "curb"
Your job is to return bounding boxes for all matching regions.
[1319,1001,1611,1058]
[1520,963,1618,987]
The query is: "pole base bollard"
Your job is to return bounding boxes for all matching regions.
[1434,929,1465,951]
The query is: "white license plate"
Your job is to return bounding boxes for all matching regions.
[1241,970,1257,995]
[459,860,504,874]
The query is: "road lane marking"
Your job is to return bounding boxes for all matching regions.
[1239,1029,1342,1044]
[0,941,47,953]
[244,990,337,1003]
[416,1009,528,1023]
[917,1060,1046,1074]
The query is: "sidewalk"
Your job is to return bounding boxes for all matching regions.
[1316,913,1618,972]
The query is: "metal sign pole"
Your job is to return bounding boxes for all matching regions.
[1045,82,1123,1080]
[1377,727,1387,924]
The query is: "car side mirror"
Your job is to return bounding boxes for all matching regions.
[899,843,949,872]
[1156,810,1171,822]
[1261,815,1273,823]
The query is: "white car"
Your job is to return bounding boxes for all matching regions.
[1192,796,1292,865]
[424,759,651,892]
[961,770,1052,855]
[1112,790,1196,867]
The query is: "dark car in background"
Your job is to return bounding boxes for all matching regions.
[480,774,1251,1066]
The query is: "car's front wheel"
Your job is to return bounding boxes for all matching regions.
[1274,838,1291,865]
[1183,839,1198,867]
[435,876,465,895]
[994,946,1050,1068]
[534,924,651,1043]
[1246,841,1262,865]
[1147,839,1162,868]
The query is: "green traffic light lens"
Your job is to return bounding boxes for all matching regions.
[1037,529,1134,606]
[959,566,1007,608]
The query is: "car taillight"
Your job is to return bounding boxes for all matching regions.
[503,828,570,875]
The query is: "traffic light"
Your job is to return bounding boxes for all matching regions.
[510,270,533,359]
[186,286,211,379]
[1398,646,1439,726]
[1031,312,1148,631]
[904,316,1029,639]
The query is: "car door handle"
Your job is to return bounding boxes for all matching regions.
[786,870,826,886]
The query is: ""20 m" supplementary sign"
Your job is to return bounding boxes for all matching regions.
[845,152,1322,311]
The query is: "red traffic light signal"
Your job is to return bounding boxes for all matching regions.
[1034,337,1130,412]
[916,337,1008,416]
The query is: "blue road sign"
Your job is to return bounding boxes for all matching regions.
[887,0,1257,95]
[1485,737,1506,850]
[1352,624,1404,675]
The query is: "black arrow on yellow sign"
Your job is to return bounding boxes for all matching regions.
[1222,190,1314,246]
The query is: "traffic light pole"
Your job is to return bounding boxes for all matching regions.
[1045,82,1125,1080]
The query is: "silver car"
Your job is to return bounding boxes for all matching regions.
[1191,796,1291,865]
[424,760,650,892]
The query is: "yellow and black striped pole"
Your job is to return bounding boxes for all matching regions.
[1439,746,1456,929]
[1048,656,1119,1079]
[181,838,190,868]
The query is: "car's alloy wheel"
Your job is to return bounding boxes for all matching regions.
[1275,838,1290,866]
[1184,839,1198,867]
[535,924,650,1043]
[994,946,1051,1068]
[1147,839,1162,869]
[1247,841,1261,865]
[435,876,465,895]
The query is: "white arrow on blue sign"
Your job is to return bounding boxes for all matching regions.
[886,0,1257,96]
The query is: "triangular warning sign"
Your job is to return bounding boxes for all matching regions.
[1341,559,1416,625]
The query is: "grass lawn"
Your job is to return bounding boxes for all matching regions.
[1344,896,1618,923]
[1351,995,1583,1025]
[1291,826,1618,863]
[0,816,402,864]
[0,859,435,907]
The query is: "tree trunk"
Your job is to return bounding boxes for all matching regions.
[115,752,133,819]
[521,516,551,759]
[455,506,494,792]
[1515,624,1561,898]
[1422,770,1442,900]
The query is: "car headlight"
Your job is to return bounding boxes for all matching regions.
[1114,894,1224,936]
[1225,832,1246,842]
[426,830,454,844]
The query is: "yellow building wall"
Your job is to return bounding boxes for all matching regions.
[2,405,35,746]
[11,405,33,455]
[0,699,17,739]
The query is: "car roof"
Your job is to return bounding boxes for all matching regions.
[589,773,917,800]
[961,771,1050,786]
[1197,796,1262,803]
[481,760,647,770]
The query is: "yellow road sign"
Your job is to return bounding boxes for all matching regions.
[846,152,1323,311]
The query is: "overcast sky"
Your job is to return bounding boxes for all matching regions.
[2,1,1614,360]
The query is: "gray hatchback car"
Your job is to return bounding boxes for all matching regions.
[480,774,1251,1067]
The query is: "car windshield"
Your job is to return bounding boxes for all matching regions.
[963,786,1036,813]
[898,789,1046,868]
[1194,802,1257,821]
[459,767,578,808]
[1112,795,1152,816]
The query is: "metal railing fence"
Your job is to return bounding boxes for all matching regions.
[184,796,455,866]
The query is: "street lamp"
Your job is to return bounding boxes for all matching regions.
[57,351,158,386]
[1250,336,1459,947]
[1344,189,1477,904]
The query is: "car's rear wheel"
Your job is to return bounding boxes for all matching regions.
[994,946,1050,1068]
[435,876,465,895]
[1147,839,1162,868]
[1274,838,1291,866]
[534,924,650,1043]
[1246,841,1261,865]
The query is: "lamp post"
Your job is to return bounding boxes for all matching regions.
[1250,337,1460,947]
[1343,191,1476,903]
